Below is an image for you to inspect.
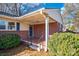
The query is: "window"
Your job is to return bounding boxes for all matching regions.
[0,20,6,30]
[8,22,15,30]
[0,20,16,30]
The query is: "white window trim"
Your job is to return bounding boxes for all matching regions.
[0,20,17,31]
[0,20,7,31]
[7,22,16,31]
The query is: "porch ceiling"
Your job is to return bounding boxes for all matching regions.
[19,11,56,25]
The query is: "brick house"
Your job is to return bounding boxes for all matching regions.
[0,3,64,51]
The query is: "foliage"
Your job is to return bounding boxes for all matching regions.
[0,33,21,49]
[48,32,79,56]
[67,25,75,31]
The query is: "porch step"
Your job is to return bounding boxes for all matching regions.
[29,45,41,51]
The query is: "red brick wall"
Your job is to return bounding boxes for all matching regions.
[17,31,28,41]
[32,22,60,47]
[0,31,28,41]
[32,22,60,39]
[49,22,60,34]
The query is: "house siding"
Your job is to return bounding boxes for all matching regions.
[20,22,29,31]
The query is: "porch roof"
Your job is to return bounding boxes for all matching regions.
[0,8,62,25]
[18,8,57,25]
[0,8,56,24]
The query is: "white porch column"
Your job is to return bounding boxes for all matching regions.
[44,16,49,51]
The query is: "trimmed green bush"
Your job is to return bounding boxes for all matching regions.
[0,33,21,49]
[48,32,79,56]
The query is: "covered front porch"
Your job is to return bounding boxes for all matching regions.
[18,9,61,51]
[0,9,62,51]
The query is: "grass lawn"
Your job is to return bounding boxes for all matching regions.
[0,43,50,56]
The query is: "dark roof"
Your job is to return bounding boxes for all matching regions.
[0,11,18,17]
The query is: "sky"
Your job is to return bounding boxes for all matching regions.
[20,3,64,15]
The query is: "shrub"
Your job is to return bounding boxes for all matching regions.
[67,25,75,31]
[0,33,21,49]
[48,32,79,56]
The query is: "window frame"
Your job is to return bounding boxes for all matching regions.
[0,20,6,30]
[0,20,17,31]
[8,22,16,31]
